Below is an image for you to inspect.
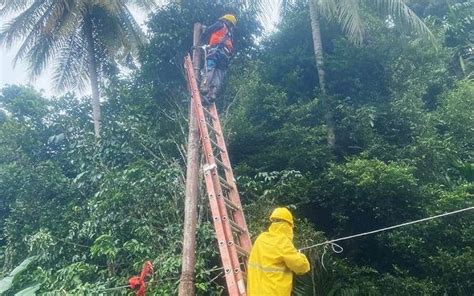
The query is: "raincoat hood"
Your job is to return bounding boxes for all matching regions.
[269,221,294,241]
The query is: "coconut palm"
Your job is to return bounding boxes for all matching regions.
[313,0,434,147]
[269,0,434,148]
[0,0,156,139]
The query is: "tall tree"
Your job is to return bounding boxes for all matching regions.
[308,0,336,147]
[0,0,155,138]
[314,0,434,147]
[273,0,434,147]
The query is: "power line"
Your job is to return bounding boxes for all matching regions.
[299,206,474,252]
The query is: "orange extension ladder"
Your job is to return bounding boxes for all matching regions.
[184,54,252,296]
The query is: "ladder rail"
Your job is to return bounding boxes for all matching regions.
[208,106,252,251]
[184,56,238,290]
[184,55,249,296]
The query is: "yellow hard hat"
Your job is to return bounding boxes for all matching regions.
[270,207,294,226]
[220,14,237,26]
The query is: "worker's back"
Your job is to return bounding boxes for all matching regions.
[247,221,310,296]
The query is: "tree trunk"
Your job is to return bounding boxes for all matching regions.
[308,0,336,148]
[178,23,202,296]
[84,16,101,139]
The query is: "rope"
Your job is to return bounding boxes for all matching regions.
[93,279,164,294]
[209,271,224,284]
[95,284,131,293]
[320,242,343,271]
[56,207,473,292]
[91,266,224,293]
[299,206,474,252]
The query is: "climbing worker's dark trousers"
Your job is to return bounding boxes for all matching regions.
[202,47,229,100]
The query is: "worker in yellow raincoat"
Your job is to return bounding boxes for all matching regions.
[247,207,310,295]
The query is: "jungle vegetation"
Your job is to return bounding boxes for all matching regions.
[0,0,473,295]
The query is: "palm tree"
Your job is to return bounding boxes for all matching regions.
[269,0,434,148]
[0,0,156,139]
[308,0,336,147]
[314,0,434,148]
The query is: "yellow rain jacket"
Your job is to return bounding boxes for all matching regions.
[247,222,310,296]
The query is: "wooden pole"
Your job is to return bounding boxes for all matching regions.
[178,22,202,296]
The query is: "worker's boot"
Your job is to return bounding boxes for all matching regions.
[201,68,214,94]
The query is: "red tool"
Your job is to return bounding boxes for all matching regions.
[128,261,153,296]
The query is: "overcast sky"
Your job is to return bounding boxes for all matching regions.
[0,4,280,97]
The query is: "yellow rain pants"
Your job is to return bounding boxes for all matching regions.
[247,222,310,296]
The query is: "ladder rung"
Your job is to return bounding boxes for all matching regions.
[185,55,252,296]
[203,163,217,173]
[210,138,225,152]
[223,197,240,211]
[206,121,221,136]
[235,244,250,257]
[229,219,247,234]
[215,158,230,170]
[219,176,233,189]
[202,107,217,120]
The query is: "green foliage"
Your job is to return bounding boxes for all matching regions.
[443,0,474,78]
[239,170,314,235]
[318,158,424,228]
[317,0,435,45]
[227,71,332,172]
[436,80,474,153]
[90,235,118,262]
[1,0,473,294]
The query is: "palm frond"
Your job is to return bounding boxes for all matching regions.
[0,0,48,48]
[124,0,158,10]
[259,0,296,25]
[117,3,146,48]
[317,0,338,20]
[76,0,89,18]
[89,10,125,60]
[337,0,365,45]
[0,0,35,16]
[372,0,434,42]
[55,1,84,36]
[239,0,266,12]
[43,0,77,35]
[14,0,78,74]
[53,26,89,91]
[96,0,122,15]
[27,32,60,77]
[91,1,145,55]
[315,0,365,45]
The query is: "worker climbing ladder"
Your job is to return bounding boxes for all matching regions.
[184,54,252,296]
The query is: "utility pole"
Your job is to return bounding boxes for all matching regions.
[178,23,202,296]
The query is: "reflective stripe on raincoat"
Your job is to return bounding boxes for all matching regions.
[247,222,310,296]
